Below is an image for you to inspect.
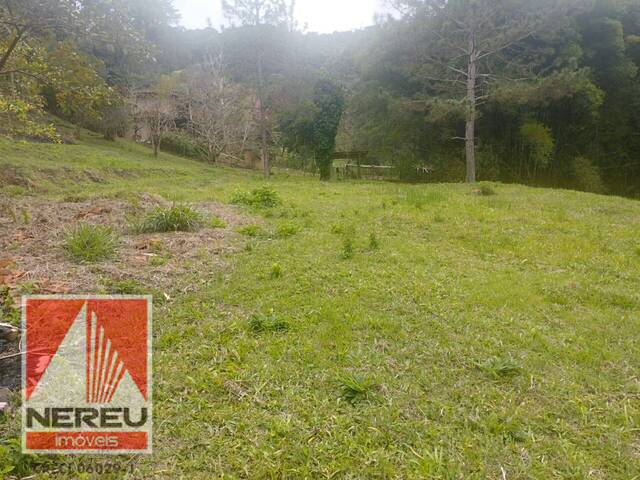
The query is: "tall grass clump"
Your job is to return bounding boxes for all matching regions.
[477,183,497,196]
[477,356,523,380]
[368,232,380,250]
[232,186,281,208]
[341,235,355,259]
[136,205,202,233]
[339,373,378,405]
[64,223,117,263]
[248,312,289,334]
[405,190,446,208]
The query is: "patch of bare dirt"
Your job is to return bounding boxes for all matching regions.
[0,193,253,299]
[0,193,254,388]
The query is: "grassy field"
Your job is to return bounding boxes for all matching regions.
[1,133,640,479]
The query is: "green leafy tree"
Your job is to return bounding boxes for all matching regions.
[0,0,148,140]
[311,79,345,180]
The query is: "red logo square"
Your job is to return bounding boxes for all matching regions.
[22,296,152,454]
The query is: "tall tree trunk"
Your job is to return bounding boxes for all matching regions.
[0,28,25,74]
[465,36,477,183]
[152,135,159,157]
[257,57,269,178]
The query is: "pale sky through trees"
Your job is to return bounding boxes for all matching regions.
[173,0,387,33]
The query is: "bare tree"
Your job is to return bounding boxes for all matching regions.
[184,54,252,162]
[222,0,295,177]
[389,0,578,183]
[134,78,178,157]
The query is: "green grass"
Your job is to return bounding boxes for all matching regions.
[1,133,640,478]
[63,223,117,263]
[101,278,145,295]
[208,216,227,229]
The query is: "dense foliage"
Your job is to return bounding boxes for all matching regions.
[311,79,345,180]
[353,0,640,195]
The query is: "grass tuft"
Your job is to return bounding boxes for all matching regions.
[248,312,289,334]
[339,373,378,405]
[136,205,202,233]
[208,216,227,229]
[476,184,497,196]
[477,356,523,380]
[237,224,268,237]
[270,263,283,278]
[64,223,117,263]
[276,223,299,238]
[368,232,380,250]
[232,186,281,208]
[102,278,144,295]
[405,190,446,208]
[341,235,355,259]
[0,285,20,326]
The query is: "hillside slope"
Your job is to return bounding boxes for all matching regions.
[1,134,640,478]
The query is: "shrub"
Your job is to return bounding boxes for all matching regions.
[98,103,131,141]
[160,131,203,160]
[136,205,202,233]
[0,96,60,143]
[573,156,606,194]
[520,120,554,172]
[64,223,117,263]
[232,186,281,208]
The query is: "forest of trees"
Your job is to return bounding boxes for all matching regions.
[1,0,639,196]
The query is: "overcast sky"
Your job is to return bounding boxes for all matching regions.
[172,0,387,33]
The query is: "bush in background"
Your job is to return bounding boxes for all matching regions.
[160,131,204,160]
[232,186,281,208]
[573,156,606,194]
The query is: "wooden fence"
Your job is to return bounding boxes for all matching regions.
[335,163,434,181]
